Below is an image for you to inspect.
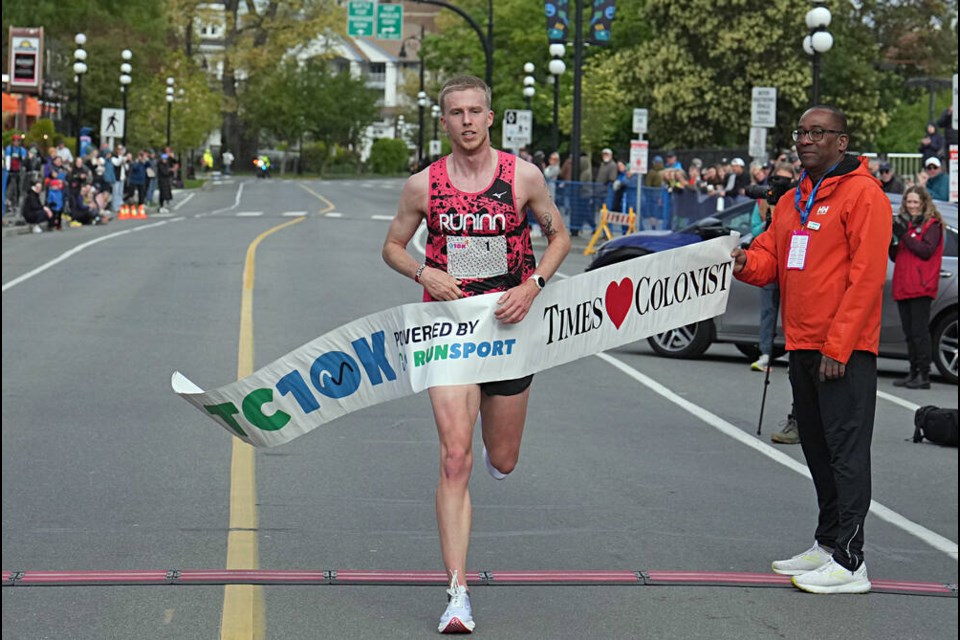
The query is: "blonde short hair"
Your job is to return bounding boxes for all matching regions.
[438,75,492,114]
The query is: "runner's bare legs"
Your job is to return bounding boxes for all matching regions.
[430,384,530,584]
[480,389,530,475]
[430,384,482,585]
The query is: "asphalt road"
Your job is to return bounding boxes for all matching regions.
[2,176,957,640]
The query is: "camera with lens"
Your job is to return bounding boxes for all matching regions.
[891,214,909,246]
[744,174,796,206]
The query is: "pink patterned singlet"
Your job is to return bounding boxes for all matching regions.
[423,150,535,302]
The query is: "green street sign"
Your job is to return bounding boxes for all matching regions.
[347,0,375,37]
[376,3,403,40]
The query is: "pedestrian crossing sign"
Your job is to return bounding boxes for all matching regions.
[101,108,125,142]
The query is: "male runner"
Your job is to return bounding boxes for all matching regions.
[383,75,571,633]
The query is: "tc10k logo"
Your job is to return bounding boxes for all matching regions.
[203,330,397,437]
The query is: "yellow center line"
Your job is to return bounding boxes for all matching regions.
[221,217,303,640]
[221,183,336,639]
[220,182,334,640]
[296,182,336,214]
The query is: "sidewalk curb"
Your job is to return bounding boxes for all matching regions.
[2,223,32,237]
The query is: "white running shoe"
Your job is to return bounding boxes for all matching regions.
[438,571,475,634]
[771,543,833,575]
[792,558,871,594]
[482,446,509,481]
[751,354,770,372]
[32,225,43,234]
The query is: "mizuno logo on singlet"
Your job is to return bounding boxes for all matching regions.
[439,211,507,232]
[492,190,508,200]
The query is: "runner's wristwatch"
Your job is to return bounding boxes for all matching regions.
[529,274,546,290]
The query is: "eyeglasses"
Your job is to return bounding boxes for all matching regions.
[791,128,846,142]
[925,164,939,170]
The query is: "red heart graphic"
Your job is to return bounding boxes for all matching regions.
[605,278,633,329]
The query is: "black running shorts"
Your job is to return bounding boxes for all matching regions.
[480,374,534,397]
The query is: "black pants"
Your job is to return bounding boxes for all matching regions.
[789,350,876,570]
[5,171,23,210]
[897,297,933,375]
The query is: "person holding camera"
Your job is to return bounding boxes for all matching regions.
[732,105,891,594]
[746,162,802,443]
[916,157,948,202]
[890,185,944,389]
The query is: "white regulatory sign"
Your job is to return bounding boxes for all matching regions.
[953,74,957,130]
[629,139,649,174]
[632,108,648,135]
[502,109,533,149]
[949,144,958,204]
[100,108,125,141]
[749,127,767,160]
[751,87,777,129]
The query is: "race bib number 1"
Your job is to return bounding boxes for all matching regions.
[447,235,508,279]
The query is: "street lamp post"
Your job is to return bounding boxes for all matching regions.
[431,103,441,159]
[417,91,429,167]
[413,0,493,89]
[73,33,88,158]
[569,0,585,193]
[400,23,429,167]
[165,77,175,148]
[120,49,132,146]
[548,44,566,153]
[523,62,536,111]
[431,103,441,140]
[803,1,833,106]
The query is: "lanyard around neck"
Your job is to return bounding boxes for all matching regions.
[794,160,841,226]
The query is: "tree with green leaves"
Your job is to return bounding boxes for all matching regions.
[166,0,343,161]
[244,59,378,173]
[426,0,957,156]
[2,1,218,154]
[125,52,221,153]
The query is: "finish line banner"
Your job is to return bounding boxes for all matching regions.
[172,235,739,448]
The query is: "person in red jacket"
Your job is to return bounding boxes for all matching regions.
[890,185,944,389]
[731,105,891,595]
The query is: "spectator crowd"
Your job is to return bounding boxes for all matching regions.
[3,136,182,234]
[515,105,953,236]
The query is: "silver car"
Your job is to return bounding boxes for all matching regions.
[588,195,958,384]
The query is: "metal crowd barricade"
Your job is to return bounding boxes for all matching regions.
[550,181,738,235]
[887,153,923,184]
[551,180,607,234]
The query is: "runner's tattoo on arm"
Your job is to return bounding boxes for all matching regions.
[539,210,557,237]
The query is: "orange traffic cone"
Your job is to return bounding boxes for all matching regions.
[138,204,147,219]
[118,204,129,220]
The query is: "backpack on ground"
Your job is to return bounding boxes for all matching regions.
[913,406,959,447]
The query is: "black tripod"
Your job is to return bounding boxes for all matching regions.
[757,353,773,436]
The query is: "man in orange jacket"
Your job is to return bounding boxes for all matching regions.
[731,105,891,595]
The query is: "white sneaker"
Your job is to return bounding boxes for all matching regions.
[438,571,475,634]
[792,557,871,594]
[482,446,509,481]
[32,225,43,234]
[751,354,770,372]
[771,543,833,575]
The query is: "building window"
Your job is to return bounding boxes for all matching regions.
[367,62,386,85]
